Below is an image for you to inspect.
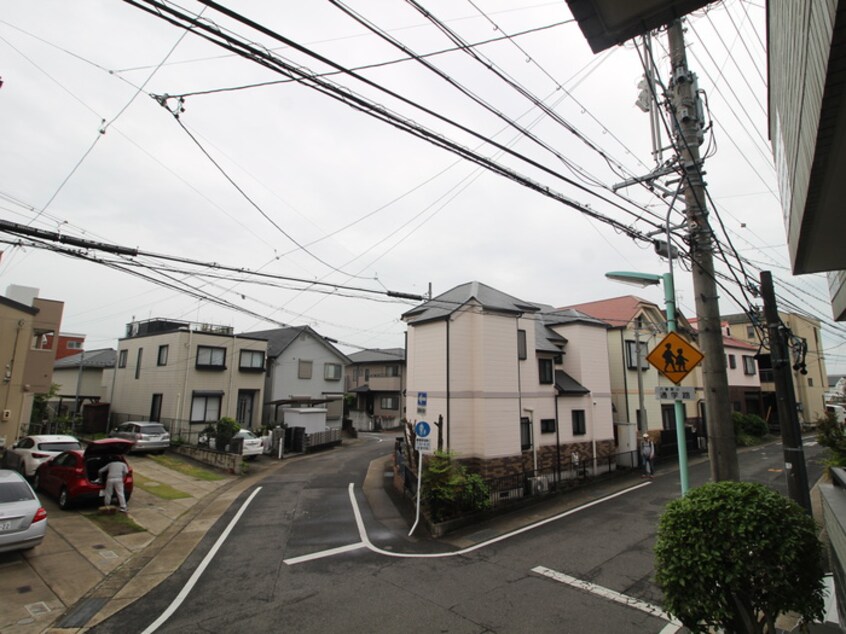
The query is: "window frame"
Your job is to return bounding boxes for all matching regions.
[324,362,342,381]
[190,393,222,423]
[135,348,143,380]
[571,410,586,436]
[520,416,532,450]
[196,345,226,370]
[728,354,737,369]
[380,396,399,410]
[157,344,169,366]
[239,349,265,372]
[298,359,313,379]
[742,355,757,376]
[625,340,650,370]
[540,418,556,434]
[538,358,554,384]
[118,349,127,368]
[517,330,527,360]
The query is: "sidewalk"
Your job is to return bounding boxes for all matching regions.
[0,452,282,634]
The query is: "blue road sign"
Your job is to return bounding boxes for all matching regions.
[414,421,430,438]
[417,392,427,408]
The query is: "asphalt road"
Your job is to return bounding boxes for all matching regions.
[89,435,826,634]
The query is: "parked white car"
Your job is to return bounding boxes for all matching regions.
[231,429,262,460]
[2,435,82,478]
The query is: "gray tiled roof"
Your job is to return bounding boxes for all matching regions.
[403,281,539,325]
[53,348,116,369]
[240,325,349,362]
[347,348,405,364]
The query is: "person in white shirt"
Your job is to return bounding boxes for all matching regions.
[98,457,129,512]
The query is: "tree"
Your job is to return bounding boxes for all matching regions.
[215,417,240,451]
[655,481,825,633]
[422,451,490,522]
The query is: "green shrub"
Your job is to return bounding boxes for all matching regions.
[422,451,491,522]
[655,481,825,633]
[215,417,240,451]
[817,412,846,470]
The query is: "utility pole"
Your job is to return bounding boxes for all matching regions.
[760,271,812,515]
[667,19,738,482]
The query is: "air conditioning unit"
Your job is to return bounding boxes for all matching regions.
[528,476,549,495]
[2,410,11,421]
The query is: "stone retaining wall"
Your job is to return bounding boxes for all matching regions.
[172,444,243,474]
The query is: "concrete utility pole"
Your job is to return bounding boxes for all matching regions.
[760,271,812,515]
[667,20,739,482]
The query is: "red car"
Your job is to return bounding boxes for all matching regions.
[33,439,134,510]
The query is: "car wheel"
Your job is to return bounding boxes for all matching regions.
[32,472,41,491]
[58,487,72,510]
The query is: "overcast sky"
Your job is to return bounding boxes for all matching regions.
[2,1,843,373]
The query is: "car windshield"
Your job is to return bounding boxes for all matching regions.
[237,430,257,439]
[37,441,81,452]
[0,481,35,503]
[140,425,167,435]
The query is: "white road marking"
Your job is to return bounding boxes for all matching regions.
[532,565,682,632]
[283,541,367,565]
[141,487,263,634]
[284,480,652,565]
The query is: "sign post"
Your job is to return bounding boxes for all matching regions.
[646,331,704,495]
[409,420,431,536]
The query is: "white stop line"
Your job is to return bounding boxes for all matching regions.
[532,565,682,634]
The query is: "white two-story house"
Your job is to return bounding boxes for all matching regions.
[403,281,614,479]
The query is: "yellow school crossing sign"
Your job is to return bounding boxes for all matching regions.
[646,332,703,385]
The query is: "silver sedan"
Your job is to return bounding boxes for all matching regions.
[0,469,47,553]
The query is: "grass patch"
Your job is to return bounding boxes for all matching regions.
[147,454,225,481]
[86,510,146,536]
[133,473,191,500]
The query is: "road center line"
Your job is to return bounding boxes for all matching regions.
[532,565,681,632]
[285,479,651,565]
[141,486,263,634]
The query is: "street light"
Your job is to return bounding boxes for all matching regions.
[605,270,690,495]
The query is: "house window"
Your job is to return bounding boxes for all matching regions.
[157,345,169,366]
[808,377,814,387]
[746,325,755,338]
[742,355,756,375]
[380,396,399,410]
[364,368,370,381]
[386,365,399,377]
[728,354,736,369]
[298,359,313,379]
[625,340,649,370]
[324,363,342,381]
[239,349,265,371]
[571,410,586,435]
[520,417,532,450]
[540,418,556,434]
[661,404,675,430]
[191,393,221,423]
[68,341,82,350]
[197,346,226,369]
[135,348,143,380]
[517,330,527,360]
[118,349,127,368]
[538,358,554,384]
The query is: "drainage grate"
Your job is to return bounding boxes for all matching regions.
[57,597,107,628]
[25,601,50,617]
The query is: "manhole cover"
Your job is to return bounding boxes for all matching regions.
[99,550,118,560]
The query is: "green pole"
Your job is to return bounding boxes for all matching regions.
[663,272,689,495]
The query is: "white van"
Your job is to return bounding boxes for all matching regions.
[826,404,846,426]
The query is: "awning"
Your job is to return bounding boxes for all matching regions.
[555,370,590,396]
[350,385,371,393]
